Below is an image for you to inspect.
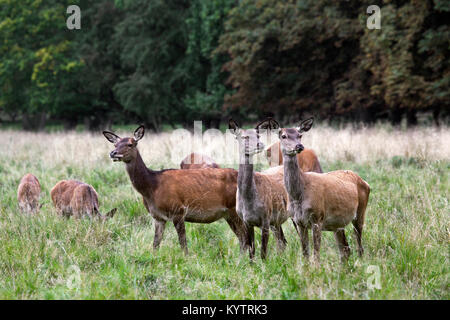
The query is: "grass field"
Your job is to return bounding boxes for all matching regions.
[0,124,448,299]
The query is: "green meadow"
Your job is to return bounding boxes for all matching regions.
[0,125,448,299]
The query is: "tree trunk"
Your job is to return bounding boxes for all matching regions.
[63,118,77,131]
[389,107,403,126]
[433,106,440,127]
[406,109,417,127]
[22,112,48,131]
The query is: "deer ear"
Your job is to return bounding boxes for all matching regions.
[297,117,314,133]
[103,131,120,144]
[256,117,280,131]
[134,125,145,141]
[228,118,240,135]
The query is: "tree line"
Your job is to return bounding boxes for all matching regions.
[0,0,448,131]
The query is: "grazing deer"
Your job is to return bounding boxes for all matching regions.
[180,153,220,169]
[229,118,290,259]
[103,126,248,254]
[266,141,322,173]
[17,173,41,214]
[50,180,117,219]
[277,117,370,263]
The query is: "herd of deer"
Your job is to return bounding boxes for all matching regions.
[17,118,370,264]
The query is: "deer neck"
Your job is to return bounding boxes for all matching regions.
[125,151,156,198]
[283,153,305,202]
[237,153,257,200]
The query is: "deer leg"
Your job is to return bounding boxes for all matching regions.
[246,224,255,260]
[261,222,270,260]
[270,225,287,252]
[173,217,188,255]
[312,223,322,265]
[334,229,351,262]
[153,219,166,250]
[225,213,248,253]
[353,189,369,257]
[279,225,288,247]
[291,219,301,238]
[297,223,310,259]
[352,220,364,257]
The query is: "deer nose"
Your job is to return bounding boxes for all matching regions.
[295,144,304,152]
[110,150,117,158]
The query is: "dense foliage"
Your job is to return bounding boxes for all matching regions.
[0,0,448,130]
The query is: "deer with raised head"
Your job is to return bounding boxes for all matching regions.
[180,153,220,169]
[229,118,290,259]
[266,141,323,173]
[17,173,41,214]
[277,117,370,263]
[50,180,117,219]
[103,126,248,254]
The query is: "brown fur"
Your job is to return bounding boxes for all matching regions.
[228,118,290,259]
[151,168,239,222]
[180,153,220,169]
[254,167,289,227]
[50,180,116,219]
[252,166,290,257]
[266,141,323,172]
[103,126,248,254]
[279,121,370,263]
[17,173,41,214]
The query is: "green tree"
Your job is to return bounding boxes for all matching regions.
[216,0,365,123]
[0,0,85,130]
[216,0,449,125]
[359,1,450,125]
[75,0,125,130]
[112,0,191,131]
[182,0,236,128]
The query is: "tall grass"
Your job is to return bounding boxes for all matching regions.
[0,124,448,299]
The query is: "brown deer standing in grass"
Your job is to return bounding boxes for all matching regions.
[103,126,248,254]
[229,118,290,259]
[277,117,370,264]
[50,180,117,219]
[180,153,220,169]
[266,141,323,173]
[17,173,41,214]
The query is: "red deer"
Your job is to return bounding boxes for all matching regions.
[50,180,116,219]
[277,117,370,263]
[103,126,248,254]
[17,173,41,214]
[229,118,289,259]
[266,141,323,173]
[180,153,220,169]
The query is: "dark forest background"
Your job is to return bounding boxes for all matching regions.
[0,0,449,131]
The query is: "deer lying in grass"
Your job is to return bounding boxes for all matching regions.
[180,153,220,169]
[266,141,323,173]
[277,117,370,263]
[17,173,41,214]
[229,118,290,259]
[50,180,117,219]
[103,126,248,254]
